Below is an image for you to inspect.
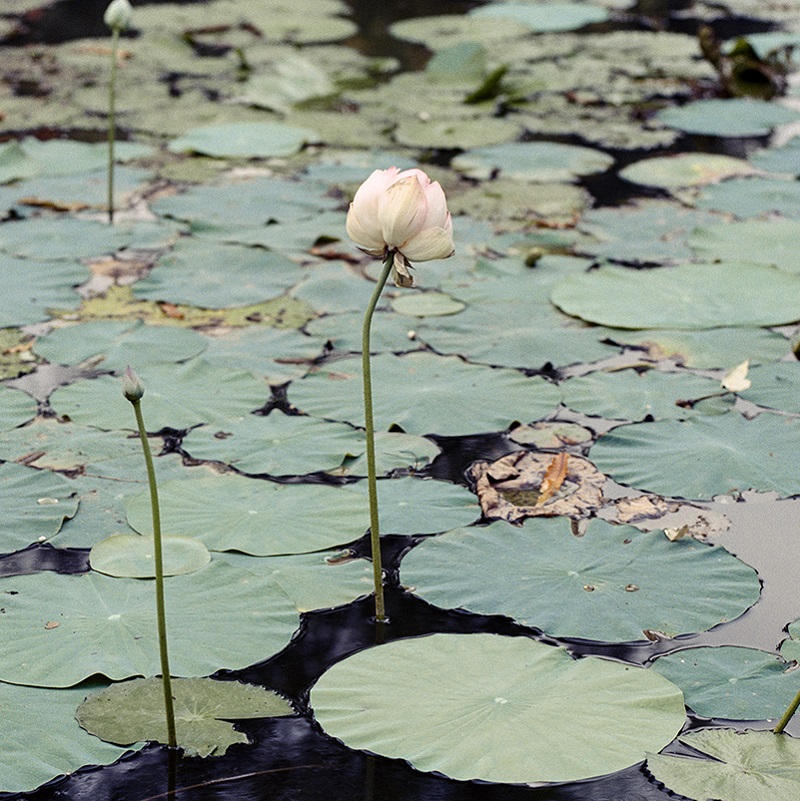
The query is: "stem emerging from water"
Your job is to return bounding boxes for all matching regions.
[107,26,119,224]
[774,689,800,734]
[129,397,177,749]
[361,251,394,624]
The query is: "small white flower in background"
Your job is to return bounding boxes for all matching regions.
[104,0,133,31]
[346,167,454,287]
[122,365,144,402]
[721,359,751,392]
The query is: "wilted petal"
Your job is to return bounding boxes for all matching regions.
[400,225,455,262]
[391,253,415,288]
[378,176,428,250]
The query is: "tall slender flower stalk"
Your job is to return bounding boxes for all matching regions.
[774,690,800,734]
[347,167,455,624]
[123,366,177,749]
[104,0,132,223]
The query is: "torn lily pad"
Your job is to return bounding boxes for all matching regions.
[77,677,293,757]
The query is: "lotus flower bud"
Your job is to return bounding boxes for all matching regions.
[346,167,454,287]
[122,365,144,402]
[104,0,133,31]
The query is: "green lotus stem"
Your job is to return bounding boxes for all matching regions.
[361,251,394,624]
[107,25,119,224]
[774,689,800,733]
[126,390,177,749]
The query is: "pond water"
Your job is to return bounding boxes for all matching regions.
[3,0,800,799]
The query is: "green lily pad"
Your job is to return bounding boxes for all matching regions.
[126,474,478,555]
[0,680,136,794]
[0,560,300,687]
[33,320,207,370]
[168,122,318,158]
[690,218,800,273]
[651,646,800,720]
[560,368,722,421]
[390,291,466,318]
[393,116,523,150]
[469,2,610,33]
[0,462,78,551]
[77,677,293,757]
[0,252,87,327]
[739,361,800,412]
[400,518,759,642]
[452,142,613,183]
[0,384,37,431]
[89,534,211,578]
[50,361,269,431]
[657,98,800,137]
[750,135,800,174]
[133,239,302,308]
[619,153,755,190]
[0,328,39,380]
[780,618,800,662]
[289,352,562,435]
[693,176,800,218]
[389,15,529,48]
[311,632,685,784]
[551,262,800,329]
[590,412,800,499]
[647,729,800,801]
[333,431,441,476]
[576,200,720,265]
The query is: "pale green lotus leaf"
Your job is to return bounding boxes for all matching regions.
[694,176,800,218]
[590,412,800,499]
[126,473,478,555]
[469,2,610,33]
[311,633,685,784]
[651,646,800,720]
[0,462,78,551]
[168,122,318,158]
[0,384,37,431]
[77,677,293,757]
[89,534,211,578]
[739,361,800,412]
[389,15,528,48]
[0,560,300,686]
[750,135,800,175]
[33,320,207,370]
[393,116,523,150]
[400,518,759,642]
[0,680,136,794]
[647,729,800,801]
[289,352,562,435]
[619,153,756,190]
[552,262,800,329]
[390,291,466,317]
[657,98,800,137]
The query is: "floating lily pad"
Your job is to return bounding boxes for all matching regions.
[333,431,441,476]
[739,361,800,412]
[469,2,610,33]
[552,262,800,329]
[0,680,135,794]
[590,412,800,499]
[390,291,466,317]
[508,421,593,447]
[0,462,78,551]
[576,200,720,265]
[168,122,318,158]
[651,646,800,720]
[750,135,800,174]
[619,153,755,190]
[0,560,300,687]
[33,320,207,370]
[0,252,87,327]
[0,385,37,431]
[452,142,613,183]
[693,176,800,218]
[647,729,800,801]
[77,677,293,757]
[289,352,561,435]
[690,218,800,273]
[311,632,685,784]
[126,474,478,555]
[560,368,721,421]
[134,239,302,308]
[400,518,759,641]
[780,618,800,662]
[89,534,211,578]
[393,116,523,150]
[50,361,269,431]
[657,98,800,137]
[389,15,529,48]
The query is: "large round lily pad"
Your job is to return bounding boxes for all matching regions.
[126,474,478,555]
[551,262,800,329]
[0,384,37,431]
[311,632,685,784]
[619,153,755,190]
[651,646,800,720]
[0,560,300,687]
[289,352,562,435]
[469,2,610,33]
[89,534,211,578]
[657,98,800,137]
[77,677,293,758]
[400,518,759,642]
[168,122,318,158]
[0,680,135,794]
[590,412,800,499]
